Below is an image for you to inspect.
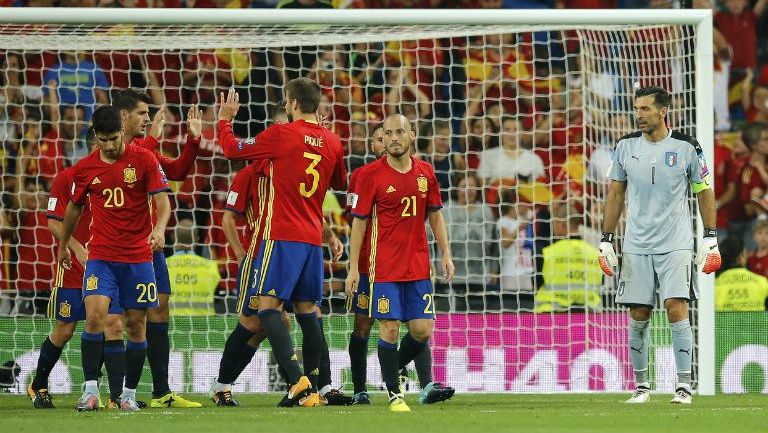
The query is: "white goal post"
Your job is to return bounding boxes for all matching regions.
[0,8,715,395]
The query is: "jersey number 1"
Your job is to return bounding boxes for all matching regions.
[300,152,322,198]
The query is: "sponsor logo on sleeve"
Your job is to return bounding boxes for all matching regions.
[227,191,239,206]
[47,197,57,212]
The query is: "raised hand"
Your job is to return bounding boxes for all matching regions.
[217,88,240,122]
[187,104,202,139]
[149,106,167,139]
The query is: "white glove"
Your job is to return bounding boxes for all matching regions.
[696,234,721,274]
[598,233,618,277]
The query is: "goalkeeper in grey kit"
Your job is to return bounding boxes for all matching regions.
[598,86,721,405]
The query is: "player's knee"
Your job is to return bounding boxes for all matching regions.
[664,298,688,322]
[103,315,123,340]
[629,306,652,322]
[84,311,107,333]
[239,314,262,334]
[378,321,400,343]
[124,314,147,340]
[408,324,433,342]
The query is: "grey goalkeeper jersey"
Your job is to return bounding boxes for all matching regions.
[609,130,710,255]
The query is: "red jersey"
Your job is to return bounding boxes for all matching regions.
[731,161,765,223]
[71,144,170,263]
[345,164,376,275]
[218,119,346,246]
[748,252,768,278]
[714,144,734,229]
[47,167,93,289]
[225,161,270,256]
[715,10,758,69]
[16,211,56,292]
[351,157,442,282]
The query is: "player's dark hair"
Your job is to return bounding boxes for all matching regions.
[634,86,671,109]
[271,101,288,123]
[112,88,152,112]
[718,236,745,276]
[284,77,322,114]
[450,172,481,203]
[741,122,767,150]
[90,105,122,135]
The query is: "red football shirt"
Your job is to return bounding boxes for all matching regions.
[748,252,768,278]
[71,144,170,263]
[351,157,442,282]
[225,161,270,256]
[218,119,347,246]
[714,144,734,229]
[731,162,765,223]
[16,211,56,292]
[715,10,757,69]
[47,167,93,289]
[345,164,376,275]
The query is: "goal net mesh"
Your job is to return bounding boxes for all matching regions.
[0,21,703,394]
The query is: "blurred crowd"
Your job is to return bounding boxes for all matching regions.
[1,0,767,315]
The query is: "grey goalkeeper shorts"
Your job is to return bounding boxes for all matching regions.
[616,250,698,307]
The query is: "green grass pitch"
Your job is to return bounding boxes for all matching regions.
[3,393,767,433]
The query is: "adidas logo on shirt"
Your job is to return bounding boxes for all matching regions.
[92,177,101,185]
[386,185,396,193]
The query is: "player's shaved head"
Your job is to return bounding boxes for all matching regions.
[382,114,415,159]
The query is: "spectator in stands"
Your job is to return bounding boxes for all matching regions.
[45,80,88,166]
[747,220,768,277]
[383,38,443,102]
[167,218,219,316]
[14,178,55,316]
[729,122,768,250]
[422,119,465,201]
[477,116,545,186]
[42,52,108,123]
[384,66,432,121]
[715,236,768,311]
[463,116,497,169]
[743,80,768,124]
[715,132,737,242]
[497,190,534,293]
[715,0,767,75]
[437,172,497,296]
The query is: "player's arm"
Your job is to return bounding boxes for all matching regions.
[56,202,83,269]
[217,88,280,161]
[428,209,455,283]
[688,142,721,273]
[47,218,88,266]
[322,217,343,263]
[345,216,368,297]
[597,180,626,277]
[153,105,202,181]
[150,192,171,252]
[221,210,245,263]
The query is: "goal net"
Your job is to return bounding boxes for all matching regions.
[0,9,719,395]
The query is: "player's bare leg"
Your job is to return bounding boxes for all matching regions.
[28,320,76,408]
[146,294,201,408]
[76,295,111,412]
[256,296,312,406]
[626,306,652,404]
[350,313,374,404]
[379,319,410,412]
[666,298,693,404]
[121,308,149,411]
[403,319,454,404]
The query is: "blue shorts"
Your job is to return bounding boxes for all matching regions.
[370,279,435,321]
[351,273,371,316]
[237,245,322,316]
[83,260,159,310]
[250,239,323,304]
[153,251,171,295]
[47,287,123,323]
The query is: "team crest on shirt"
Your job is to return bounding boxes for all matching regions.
[417,175,428,193]
[357,294,369,310]
[124,167,137,184]
[59,301,71,318]
[248,296,259,310]
[86,275,98,291]
[377,297,390,314]
[664,151,678,167]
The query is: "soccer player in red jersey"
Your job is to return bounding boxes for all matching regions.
[27,155,124,409]
[217,79,346,406]
[112,89,202,408]
[346,114,455,412]
[56,105,171,412]
[748,220,768,278]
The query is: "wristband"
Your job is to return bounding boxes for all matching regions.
[601,233,614,243]
[703,228,717,238]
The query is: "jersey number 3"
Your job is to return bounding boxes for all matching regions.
[300,152,322,198]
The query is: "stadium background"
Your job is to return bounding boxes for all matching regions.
[0,0,766,396]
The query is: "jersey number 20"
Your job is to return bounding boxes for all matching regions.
[103,187,124,208]
[300,152,322,198]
